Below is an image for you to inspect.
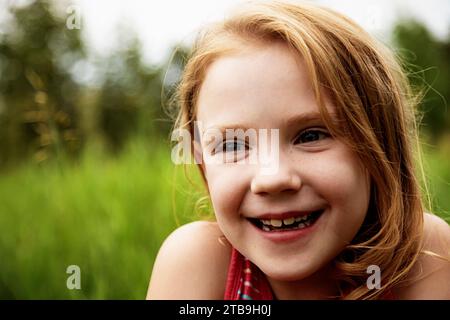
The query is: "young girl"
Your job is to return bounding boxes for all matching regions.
[147,0,450,299]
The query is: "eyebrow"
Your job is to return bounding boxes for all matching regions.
[207,111,330,132]
[283,111,327,128]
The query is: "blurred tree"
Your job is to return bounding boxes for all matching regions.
[392,20,450,139]
[0,0,85,167]
[96,36,165,153]
[95,36,192,153]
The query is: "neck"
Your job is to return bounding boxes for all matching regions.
[266,264,341,300]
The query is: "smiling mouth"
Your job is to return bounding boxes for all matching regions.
[247,209,324,232]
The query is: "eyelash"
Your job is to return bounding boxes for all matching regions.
[220,139,248,153]
[294,128,330,144]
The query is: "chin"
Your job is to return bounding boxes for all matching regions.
[261,261,321,282]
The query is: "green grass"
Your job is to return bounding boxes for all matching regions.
[0,139,208,299]
[0,139,448,299]
[421,147,450,223]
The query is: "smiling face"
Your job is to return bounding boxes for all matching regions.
[196,41,371,282]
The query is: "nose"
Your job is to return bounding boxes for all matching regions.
[250,155,301,195]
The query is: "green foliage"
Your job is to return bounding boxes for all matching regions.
[0,1,173,166]
[97,37,167,153]
[392,20,450,138]
[0,0,85,166]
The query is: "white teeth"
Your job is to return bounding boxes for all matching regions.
[257,211,321,230]
[270,219,283,227]
[296,214,311,222]
[283,217,295,225]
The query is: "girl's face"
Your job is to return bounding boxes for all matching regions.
[196,42,371,282]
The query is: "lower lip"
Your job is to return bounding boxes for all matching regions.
[248,211,323,243]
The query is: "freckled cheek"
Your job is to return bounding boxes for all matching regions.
[304,155,370,245]
[204,165,250,219]
[303,155,369,208]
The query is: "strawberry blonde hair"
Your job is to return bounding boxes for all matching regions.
[171,0,427,299]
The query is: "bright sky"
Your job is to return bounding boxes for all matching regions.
[74,0,450,66]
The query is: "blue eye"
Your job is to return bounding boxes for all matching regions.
[296,129,329,144]
[222,140,246,152]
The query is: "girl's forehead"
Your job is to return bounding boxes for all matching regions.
[199,42,306,96]
[196,42,329,129]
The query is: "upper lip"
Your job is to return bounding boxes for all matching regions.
[248,209,324,220]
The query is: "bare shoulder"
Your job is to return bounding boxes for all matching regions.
[394,213,450,299]
[146,221,232,299]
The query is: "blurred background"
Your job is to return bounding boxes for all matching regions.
[0,0,448,299]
